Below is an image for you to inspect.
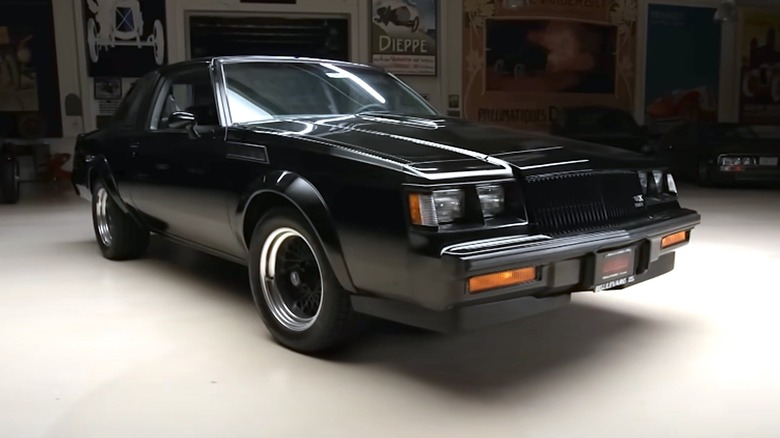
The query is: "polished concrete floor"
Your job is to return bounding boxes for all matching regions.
[1,183,779,438]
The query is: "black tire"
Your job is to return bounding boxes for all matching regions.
[1,156,20,204]
[91,180,149,260]
[248,207,362,353]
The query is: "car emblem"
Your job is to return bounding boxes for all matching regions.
[633,194,644,207]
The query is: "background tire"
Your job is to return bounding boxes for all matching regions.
[1,156,20,204]
[91,180,149,260]
[249,207,362,353]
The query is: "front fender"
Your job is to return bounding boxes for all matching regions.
[85,155,134,215]
[236,170,357,293]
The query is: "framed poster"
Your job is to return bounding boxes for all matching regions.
[462,0,638,133]
[644,4,720,135]
[738,8,780,125]
[0,0,62,138]
[82,0,167,77]
[370,0,437,76]
[94,77,122,100]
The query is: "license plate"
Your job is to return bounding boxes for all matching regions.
[593,246,636,291]
[759,157,778,166]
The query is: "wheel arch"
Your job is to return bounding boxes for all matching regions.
[87,156,132,215]
[238,171,357,293]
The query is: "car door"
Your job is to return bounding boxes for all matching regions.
[128,63,245,257]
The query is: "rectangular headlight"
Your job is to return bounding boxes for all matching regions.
[638,171,648,194]
[666,173,677,194]
[476,185,505,218]
[408,189,465,226]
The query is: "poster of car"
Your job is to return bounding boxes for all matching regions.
[644,5,720,135]
[462,0,638,133]
[82,0,167,78]
[739,8,780,125]
[371,0,437,76]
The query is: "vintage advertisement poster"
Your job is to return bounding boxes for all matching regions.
[0,27,38,113]
[83,0,167,77]
[739,8,780,125]
[645,5,721,135]
[371,0,437,76]
[463,0,638,132]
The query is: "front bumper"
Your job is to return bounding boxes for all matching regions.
[351,209,700,332]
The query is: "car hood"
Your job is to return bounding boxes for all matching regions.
[241,114,660,177]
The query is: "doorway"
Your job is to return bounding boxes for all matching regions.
[188,15,350,60]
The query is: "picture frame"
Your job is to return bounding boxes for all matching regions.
[94,77,122,100]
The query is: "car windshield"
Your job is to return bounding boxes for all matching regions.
[222,61,436,124]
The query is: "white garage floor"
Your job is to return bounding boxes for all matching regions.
[1,183,779,438]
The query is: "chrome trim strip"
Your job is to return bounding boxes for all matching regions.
[211,58,232,128]
[517,160,589,170]
[441,235,552,256]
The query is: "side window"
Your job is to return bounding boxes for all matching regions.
[113,73,156,128]
[152,65,219,130]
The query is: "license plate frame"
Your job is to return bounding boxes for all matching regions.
[759,156,778,166]
[593,246,637,292]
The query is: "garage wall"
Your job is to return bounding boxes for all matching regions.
[44,0,779,170]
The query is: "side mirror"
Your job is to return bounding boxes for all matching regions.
[168,111,197,130]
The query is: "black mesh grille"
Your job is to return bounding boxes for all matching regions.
[524,170,646,235]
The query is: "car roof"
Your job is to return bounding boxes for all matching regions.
[156,56,382,74]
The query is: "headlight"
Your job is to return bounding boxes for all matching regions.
[638,171,648,194]
[408,189,465,226]
[476,185,505,218]
[638,169,676,196]
[652,170,664,191]
[666,173,677,194]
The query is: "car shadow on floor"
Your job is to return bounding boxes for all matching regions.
[74,234,681,399]
[324,301,677,398]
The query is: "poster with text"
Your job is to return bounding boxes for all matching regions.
[739,8,780,125]
[371,0,437,75]
[83,0,167,77]
[463,0,638,132]
[645,5,720,135]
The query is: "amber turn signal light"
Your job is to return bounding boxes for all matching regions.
[661,230,689,249]
[468,267,537,294]
[408,193,423,225]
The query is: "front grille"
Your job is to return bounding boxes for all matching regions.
[524,170,646,235]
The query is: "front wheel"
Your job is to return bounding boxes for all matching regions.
[249,207,362,353]
[91,181,149,260]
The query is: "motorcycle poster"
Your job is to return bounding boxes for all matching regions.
[371,0,437,76]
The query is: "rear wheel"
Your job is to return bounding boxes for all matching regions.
[1,155,20,204]
[91,180,149,260]
[249,207,362,353]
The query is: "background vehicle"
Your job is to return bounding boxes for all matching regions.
[1,143,20,204]
[658,122,780,186]
[550,106,659,155]
[71,57,699,354]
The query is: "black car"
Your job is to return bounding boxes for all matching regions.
[71,56,700,353]
[551,106,657,155]
[1,143,20,204]
[658,122,780,185]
